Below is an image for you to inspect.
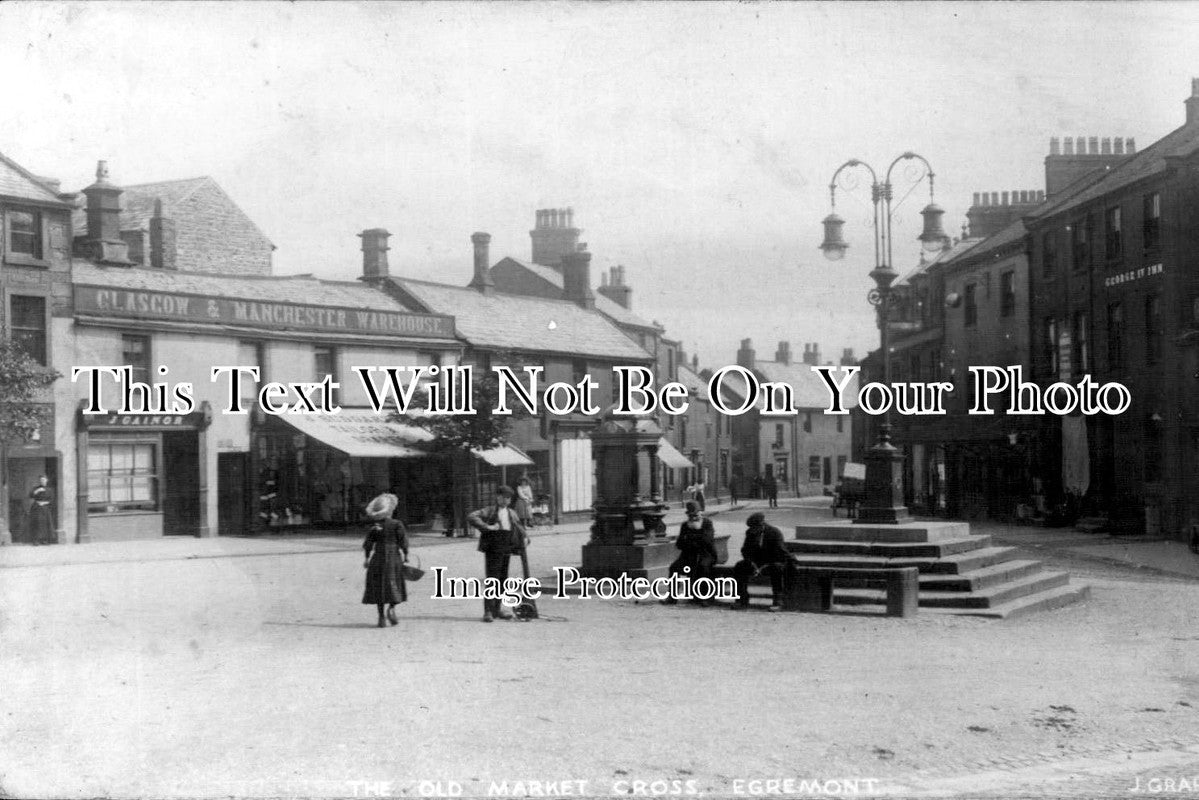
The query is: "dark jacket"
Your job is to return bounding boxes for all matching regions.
[674,517,719,570]
[362,518,409,605]
[468,504,527,555]
[741,522,790,567]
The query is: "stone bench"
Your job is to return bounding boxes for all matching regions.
[710,564,919,617]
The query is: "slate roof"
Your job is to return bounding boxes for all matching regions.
[72,175,275,247]
[896,237,982,287]
[0,151,68,205]
[1034,122,1199,219]
[754,359,859,410]
[677,364,710,402]
[496,257,660,330]
[73,262,413,311]
[394,278,652,361]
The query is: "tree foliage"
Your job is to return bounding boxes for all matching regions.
[0,339,60,444]
[397,353,531,452]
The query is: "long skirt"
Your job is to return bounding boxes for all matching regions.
[362,552,407,604]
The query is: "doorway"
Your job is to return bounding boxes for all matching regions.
[162,432,200,536]
[7,456,55,544]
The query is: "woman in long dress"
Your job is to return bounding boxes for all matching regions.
[361,493,408,628]
[514,477,535,527]
[28,475,54,546]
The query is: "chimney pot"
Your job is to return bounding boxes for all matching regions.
[82,159,131,263]
[1127,138,1136,153]
[1002,191,1009,205]
[469,231,494,294]
[150,197,177,270]
[358,228,391,282]
[1050,137,1060,155]
[1064,138,1075,155]
[1088,136,1099,154]
[560,248,595,309]
[972,192,980,205]
[1115,138,1125,155]
[1101,137,1112,154]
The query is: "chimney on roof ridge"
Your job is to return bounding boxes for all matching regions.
[775,341,791,365]
[530,206,581,269]
[82,159,132,265]
[802,342,820,366]
[469,232,494,295]
[560,246,595,310]
[150,198,177,270]
[358,228,391,283]
[736,338,756,369]
[1187,77,1199,125]
[1044,134,1135,199]
[840,348,856,366]
[596,264,632,310]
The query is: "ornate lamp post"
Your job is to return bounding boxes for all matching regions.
[819,153,947,524]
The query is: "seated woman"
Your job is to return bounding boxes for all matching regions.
[662,501,719,606]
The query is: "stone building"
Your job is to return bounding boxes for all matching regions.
[0,151,76,543]
[730,339,857,498]
[72,175,274,275]
[1027,80,1199,538]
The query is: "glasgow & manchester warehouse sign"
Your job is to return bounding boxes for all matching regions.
[74,286,456,339]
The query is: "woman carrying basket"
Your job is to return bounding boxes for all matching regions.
[362,493,409,628]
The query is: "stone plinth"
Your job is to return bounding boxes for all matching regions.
[580,540,680,580]
[795,519,972,543]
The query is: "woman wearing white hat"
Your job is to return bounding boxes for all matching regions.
[362,493,409,628]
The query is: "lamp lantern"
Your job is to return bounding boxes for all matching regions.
[819,212,848,261]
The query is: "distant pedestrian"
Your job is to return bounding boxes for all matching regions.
[764,472,779,508]
[361,493,409,628]
[514,476,535,528]
[693,480,706,512]
[27,475,54,546]
[729,479,739,507]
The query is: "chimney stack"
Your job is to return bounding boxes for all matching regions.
[358,228,391,283]
[736,338,756,369]
[530,206,582,268]
[596,264,633,309]
[1044,136,1135,199]
[1187,77,1199,125]
[802,343,821,366]
[560,246,595,309]
[775,341,791,365]
[82,160,131,265]
[840,348,857,367]
[150,198,177,270]
[469,232,494,294]
[965,188,1044,237]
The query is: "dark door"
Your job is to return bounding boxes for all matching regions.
[823,457,832,486]
[162,432,200,536]
[218,452,248,536]
[8,457,53,543]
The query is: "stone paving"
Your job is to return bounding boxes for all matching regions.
[2,499,1198,799]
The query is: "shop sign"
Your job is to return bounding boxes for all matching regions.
[1105,263,1163,288]
[74,285,456,339]
[79,408,211,430]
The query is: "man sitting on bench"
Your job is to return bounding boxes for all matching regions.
[733,512,795,612]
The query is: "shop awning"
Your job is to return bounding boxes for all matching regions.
[656,438,694,469]
[279,409,434,458]
[471,443,535,467]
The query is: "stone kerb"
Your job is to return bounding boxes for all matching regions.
[794,520,973,543]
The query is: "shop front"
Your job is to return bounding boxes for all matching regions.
[76,403,213,542]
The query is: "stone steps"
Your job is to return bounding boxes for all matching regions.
[791,519,1089,618]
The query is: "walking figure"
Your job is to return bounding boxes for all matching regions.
[361,493,409,628]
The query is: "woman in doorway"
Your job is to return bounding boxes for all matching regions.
[28,475,54,546]
[361,493,408,628]
[514,476,535,528]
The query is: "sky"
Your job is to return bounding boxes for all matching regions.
[3,2,1199,369]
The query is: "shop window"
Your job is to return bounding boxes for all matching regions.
[803,413,812,434]
[1000,270,1016,317]
[5,207,44,263]
[122,333,151,386]
[837,455,847,478]
[1104,206,1122,261]
[1143,193,1161,254]
[808,455,821,482]
[1107,303,1123,372]
[776,458,788,485]
[775,423,784,447]
[10,295,47,365]
[88,441,158,512]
